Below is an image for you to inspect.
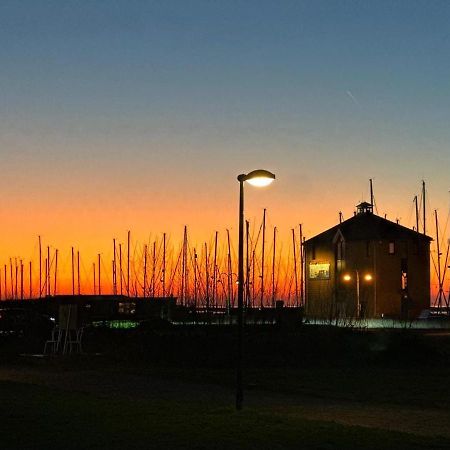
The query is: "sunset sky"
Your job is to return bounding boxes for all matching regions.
[1,1,449,294]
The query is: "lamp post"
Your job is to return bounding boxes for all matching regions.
[236,169,275,411]
[343,270,372,318]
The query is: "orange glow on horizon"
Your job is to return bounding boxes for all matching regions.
[0,177,446,303]
[0,221,442,304]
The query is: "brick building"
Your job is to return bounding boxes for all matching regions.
[304,202,431,320]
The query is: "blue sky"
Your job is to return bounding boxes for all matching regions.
[0,0,449,253]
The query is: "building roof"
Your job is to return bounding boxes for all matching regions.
[305,212,433,244]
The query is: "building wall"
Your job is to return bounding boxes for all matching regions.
[305,236,430,320]
[304,241,335,319]
[373,238,430,318]
[336,240,375,319]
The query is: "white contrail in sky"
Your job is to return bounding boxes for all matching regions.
[346,90,360,106]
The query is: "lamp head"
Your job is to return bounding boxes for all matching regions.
[238,169,276,187]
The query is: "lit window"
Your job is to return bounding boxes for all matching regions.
[401,271,408,290]
[388,242,395,255]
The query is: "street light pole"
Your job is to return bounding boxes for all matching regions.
[236,169,275,411]
[236,174,245,411]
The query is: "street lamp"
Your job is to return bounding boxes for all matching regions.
[236,169,275,411]
[342,270,373,318]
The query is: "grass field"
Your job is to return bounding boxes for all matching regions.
[1,376,449,450]
[1,325,450,449]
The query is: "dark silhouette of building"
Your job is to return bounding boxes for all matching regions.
[304,202,431,320]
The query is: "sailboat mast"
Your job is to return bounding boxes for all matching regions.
[4,265,7,300]
[184,228,189,305]
[112,259,115,295]
[180,235,185,305]
[414,196,419,232]
[193,248,198,308]
[29,261,32,299]
[299,223,304,307]
[213,231,218,308]
[261,208,266,308]
[162,233,166,297]
[370,178,374,207]
[15,258,18,300]
[143,244,148,298]
[226,229,232,312]
[245,220,250,308]
[422,180,426,236]
[71,247,75,296]
[152,241,156,297]
[44,258,47,298]
[127,231,131,297]
[10,259,13,299]
[181,228,187,305]
[435,209,443,308]
[292,228,299,307]
[20,260,24,300]
[54,249,58,296]
[187,228,191,304]
[443,241,450,309]
[119,244,123,295]
[98,254,102,295]
[47,247,50,297]
[205,242,209,311]
[272,226,276,307]
[113,239,117,295]
[7,260,10,299]
[93,263,96,295]
[251,250,255,308]
[38,236,42,298]
[77,250,81,295]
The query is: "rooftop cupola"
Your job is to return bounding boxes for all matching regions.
[356,201,373,215]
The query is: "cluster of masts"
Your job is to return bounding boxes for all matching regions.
[0,211,306,308]
[411,181,449,310]
[0,180,447,309]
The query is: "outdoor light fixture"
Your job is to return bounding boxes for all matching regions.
[238,169,276,186]
[342,270,373,318]
[236,168,275,411]
[243,169,276,187]
[246,177,274,187]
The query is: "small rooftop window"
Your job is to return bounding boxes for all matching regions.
[356,202,373,215]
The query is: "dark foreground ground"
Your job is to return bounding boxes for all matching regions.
[1,323,450,449]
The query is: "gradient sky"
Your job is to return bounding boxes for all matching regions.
[1,1,449,292]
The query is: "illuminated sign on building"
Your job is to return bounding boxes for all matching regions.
[309,262,330,280]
